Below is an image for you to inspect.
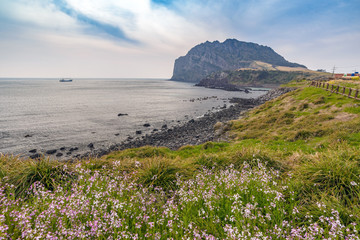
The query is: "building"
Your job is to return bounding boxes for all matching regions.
[334,73,344,79]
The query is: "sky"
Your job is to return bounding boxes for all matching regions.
[0,0,359,78]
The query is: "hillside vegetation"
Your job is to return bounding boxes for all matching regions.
[197,69,330,89]
[1,80,360,239]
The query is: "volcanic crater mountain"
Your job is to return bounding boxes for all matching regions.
[171,39,306,83]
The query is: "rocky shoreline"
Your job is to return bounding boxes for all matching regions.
[82,87,294,159]
[28,87,294,160]
[195,76,248,91]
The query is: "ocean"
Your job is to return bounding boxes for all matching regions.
[0,78,265,157]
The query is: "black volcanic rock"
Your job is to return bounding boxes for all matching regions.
[46,149,57,155]
[30,153,41,159]
[69,147,78,152]
[171,39,306,83]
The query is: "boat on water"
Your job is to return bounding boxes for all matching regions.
[59,78,73,82]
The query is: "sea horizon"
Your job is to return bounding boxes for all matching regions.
[0,78,265,158]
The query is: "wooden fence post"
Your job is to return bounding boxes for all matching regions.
[309,80,360,101]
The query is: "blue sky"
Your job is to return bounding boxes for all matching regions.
[0,0,359,78]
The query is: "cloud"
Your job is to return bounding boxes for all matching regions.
[51,0,137,43]
[0,0,359,77]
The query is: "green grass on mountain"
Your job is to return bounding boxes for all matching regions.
[1,80,360,238]
[229,83,360,147]
[218,70,329,87]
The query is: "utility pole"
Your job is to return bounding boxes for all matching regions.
[332,66,336,78]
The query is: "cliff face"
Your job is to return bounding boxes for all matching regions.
[171,39,306,83]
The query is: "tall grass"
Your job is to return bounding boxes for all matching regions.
[294,147,360,205]
[0,156,76,197]
[2,158,359,239]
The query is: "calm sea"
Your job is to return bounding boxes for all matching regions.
[0,78,265,156]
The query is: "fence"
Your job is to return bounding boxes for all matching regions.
[310,81,360,100]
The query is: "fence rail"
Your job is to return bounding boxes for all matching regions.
[310,81,360,100]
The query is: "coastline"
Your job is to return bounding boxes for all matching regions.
[23,87,293,161]
[77,87,294,160]
[1,78,260,159]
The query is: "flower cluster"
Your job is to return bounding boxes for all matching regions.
[0,161,359,239]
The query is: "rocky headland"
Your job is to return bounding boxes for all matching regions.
[171,39,306,83]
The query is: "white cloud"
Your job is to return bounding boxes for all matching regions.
[0,0,78,31]
[0,0,215,77]
[0,0,359,77]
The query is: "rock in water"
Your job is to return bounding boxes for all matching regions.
[69,147,78,152]
[46,149,57,155]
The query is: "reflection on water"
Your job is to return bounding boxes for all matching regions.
[0,78,265,155]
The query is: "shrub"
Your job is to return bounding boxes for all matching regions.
[136,157,193,191]
[298,103,309,111]
[293,130,312,140]
[5,159,76,197]
[294,150,360,206]
[314,96,326,105]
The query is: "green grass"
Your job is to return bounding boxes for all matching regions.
[328,80,360,89]
[2,80,360,238]
[0,156,76,197]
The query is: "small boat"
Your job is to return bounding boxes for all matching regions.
[59,78,73,82]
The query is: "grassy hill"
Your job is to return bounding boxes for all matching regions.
[1,80,360,239]
[197,69,330,89]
